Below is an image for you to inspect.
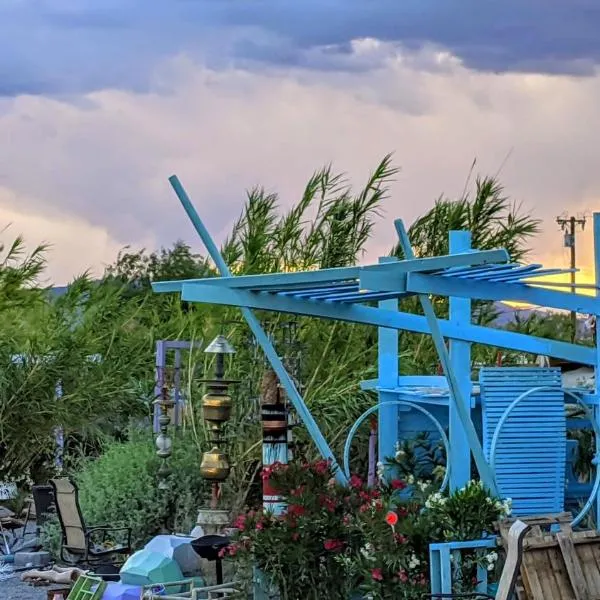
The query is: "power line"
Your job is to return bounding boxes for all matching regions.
[556,214,586,343]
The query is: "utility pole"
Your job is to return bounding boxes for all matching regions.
[556,214,586,342]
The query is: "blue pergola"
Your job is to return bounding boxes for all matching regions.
[153,176,600,513]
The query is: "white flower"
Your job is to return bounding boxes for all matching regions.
[395,449,406,461]
[485,551,498,572]
[360,544,376,562]
[407,474,415,485]
[408,554,420,569]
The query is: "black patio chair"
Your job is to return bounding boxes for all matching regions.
[50,478,131,568]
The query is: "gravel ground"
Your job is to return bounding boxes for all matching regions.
[2,571,68,600]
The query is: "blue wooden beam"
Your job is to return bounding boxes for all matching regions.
[377,257,400,473]
[180,283,596,365]
[449,231,472,490]
[167,175,348,484]
[394,219,499,496]
[359,249,509,290]
[153,248,510,295]
[406,272,600,316]
[594,212,600,526]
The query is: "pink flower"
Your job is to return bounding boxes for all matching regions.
[256,520,264,531]
[371,568,384,581]
[391,479,406,490]
[291,532,300,541]
[233,515,246,531]
[349,475,363,489]
[398,569,408,583]
[323,539,344,552]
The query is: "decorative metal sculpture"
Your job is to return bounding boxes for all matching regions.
[198,334,238,505]
[154,375,175,490]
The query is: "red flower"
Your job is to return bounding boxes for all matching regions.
[398,569,408,583]
[349,475,363,489]
[313,460,331,475]
[319,494,337,513]
[291,532,300,541]
[256,520,264,530]
[385,511,399,526]
[290,485,306,497]
[371,568,384,581]
[287,504,306,518]
[391,479,406,490]
[323,539,344,552]
[394,533,407,544]
[343,515,351,526]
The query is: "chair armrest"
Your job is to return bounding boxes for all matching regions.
[86,526,132,546]
[86,526,131,534]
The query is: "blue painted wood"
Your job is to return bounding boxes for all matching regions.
[167,175,347,484]
[429,538,496,594]
[359,250,510,291]
[395,219,499,496]
[407,272,599,317]
[178,283,596,366]
[480,367,566,515]
[378,257,399,472]
[449,231,472,491]
[594,212,600,528]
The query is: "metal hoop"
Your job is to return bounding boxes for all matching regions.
[343,400,450,492]
[489,386,600,527]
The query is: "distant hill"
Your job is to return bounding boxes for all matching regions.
[492,302,542,326]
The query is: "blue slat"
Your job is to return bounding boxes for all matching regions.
[440,263,521,277]
[277,284,358,298]
[480,367,566,516]
[325,291,407,303]
[468,264,542,281]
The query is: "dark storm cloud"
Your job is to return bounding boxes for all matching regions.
[1,0,600,97]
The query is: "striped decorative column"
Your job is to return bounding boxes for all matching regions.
[260,369,288,516]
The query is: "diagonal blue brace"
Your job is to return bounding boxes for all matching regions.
[168,175,348,484]
[394,219,499,496]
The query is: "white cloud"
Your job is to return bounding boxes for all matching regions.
[0,186,129,284]
[1,41,600,284]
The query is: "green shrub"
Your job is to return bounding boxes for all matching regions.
[40,515,63,560]
[72,430,207,549]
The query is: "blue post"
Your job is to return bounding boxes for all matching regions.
[378,257,399,475]
[168,175,347,484]
[449,231,472,490]
[395,219,499,496]
[594,212,600,527]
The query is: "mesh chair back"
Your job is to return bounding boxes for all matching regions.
[50,478,86,551]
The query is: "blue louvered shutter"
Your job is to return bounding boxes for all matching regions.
[479,367,565,516]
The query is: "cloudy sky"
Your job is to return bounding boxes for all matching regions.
[2,0,600,285]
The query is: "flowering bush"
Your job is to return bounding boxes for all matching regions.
[224,461,511,600]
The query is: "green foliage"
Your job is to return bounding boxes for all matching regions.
[74,431,207,548]
[40,515,63,560]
